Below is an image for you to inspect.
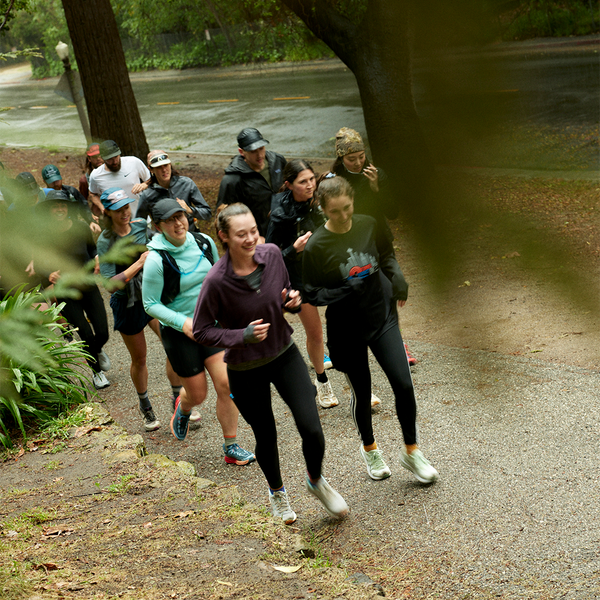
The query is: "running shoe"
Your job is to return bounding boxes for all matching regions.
[360,445,391,480]
[97,350,111,371]
[269,489,297,525]
[139,407,160,432]
[315,379,339,409]
[370,393,381,407]
[170,398,190,441]
[223,443,256,466]
[305,475,349,519]
[323,354,333,370]
[404,343,417,366]
[92,371,110,390]
[400,449,439,484]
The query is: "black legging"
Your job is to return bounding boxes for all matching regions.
[339,325,417,447]
[60,285,109,374]
[227,343,325,490]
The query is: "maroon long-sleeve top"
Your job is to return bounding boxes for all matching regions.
[192,243,295,366]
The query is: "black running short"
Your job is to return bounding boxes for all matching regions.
[160,324,223,378]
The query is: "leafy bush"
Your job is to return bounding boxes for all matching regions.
[501,1,599,40]
[0,287,91,449]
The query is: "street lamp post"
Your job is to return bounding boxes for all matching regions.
[55,41,92,145]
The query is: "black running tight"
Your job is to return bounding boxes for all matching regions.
[342,326,417,447]
[227,343,325,490]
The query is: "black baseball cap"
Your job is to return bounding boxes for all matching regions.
[151,198,185,223]
[99,140,121,160]
[36,189,75,212]
[237,128,269,152]
[15,172,39,194]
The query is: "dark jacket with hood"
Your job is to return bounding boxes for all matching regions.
[265,189,325,291]
[217,151,286,236]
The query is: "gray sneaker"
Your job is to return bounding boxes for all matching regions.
[315,379,339,408]
[305,475,349,519]
[140,407,160,432]
[97,350,111,371]
[269,489,297,525]
[92,371,110,390]
[360,445,391,480]
[400,449,439,484]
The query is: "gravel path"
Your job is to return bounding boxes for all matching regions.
[97,295,600,599]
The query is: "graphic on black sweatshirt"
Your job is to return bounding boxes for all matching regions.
[339,248,379,280]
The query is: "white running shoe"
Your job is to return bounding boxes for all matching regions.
[305,475,349,519]
[360,445,391,480]
[323,354,333,369]
[269,489,297,525]
[92,371,110,390]
[315,379,339,409]
[97,350,111,371]
[400,449,439,484]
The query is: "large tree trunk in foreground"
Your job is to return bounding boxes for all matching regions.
[281,0,434,207]
[62,0,149,160]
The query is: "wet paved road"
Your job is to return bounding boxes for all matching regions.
[0,36,598,170]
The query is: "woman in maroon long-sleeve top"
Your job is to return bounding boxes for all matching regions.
[192,202,348,525]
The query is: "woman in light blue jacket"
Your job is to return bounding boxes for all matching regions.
[142,198,254,466]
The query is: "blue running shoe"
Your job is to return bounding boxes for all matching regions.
[170,398,190,441]
[323,354,333,370]
[223,443,256,465]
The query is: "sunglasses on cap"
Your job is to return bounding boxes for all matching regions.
[149,153,170,167]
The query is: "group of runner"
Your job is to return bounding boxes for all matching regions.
[0,126,438,523]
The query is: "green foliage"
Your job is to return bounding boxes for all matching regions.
[500,0,599,40]
[4,0,332,77]
[0,287,91,449]
[1,0,70,77]
[0,557,33,600]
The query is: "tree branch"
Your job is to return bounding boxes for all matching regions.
[280,0,361,67]
[0,0,16,33]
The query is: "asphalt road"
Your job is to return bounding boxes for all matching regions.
[96,297,600,599]
[1,35,598,170]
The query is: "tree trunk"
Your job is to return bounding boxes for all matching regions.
[281,0,434,206]
[61,0,149,160]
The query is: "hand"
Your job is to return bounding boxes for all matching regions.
[281,288,302,310]
[90,222,101,236]
[176,198,192,214]
[182,318,195,340]
[26,260,36,277]
[398,300,406,308]
[249,318,270,341]
[49,270,61,284]
[293,231,312,253]
[363,164,379,192]
[131,182,148,195]
[136,251,150,267]
[94,256,100,275]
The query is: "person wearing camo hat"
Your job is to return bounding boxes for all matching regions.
[322,127,417,367]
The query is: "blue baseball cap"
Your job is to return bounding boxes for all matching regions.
[100,187,135,211]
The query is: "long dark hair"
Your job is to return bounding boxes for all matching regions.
[279,159,315,192]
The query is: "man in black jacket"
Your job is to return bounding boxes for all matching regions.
[217,128,286,239]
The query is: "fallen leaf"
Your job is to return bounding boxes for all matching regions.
[73,425,102,438]
[41,527,74,539]
[143,522,152,528]
[216,580,233,586]
[174,510,195,519]
[272,565,302,573]
[6,530,18,537]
